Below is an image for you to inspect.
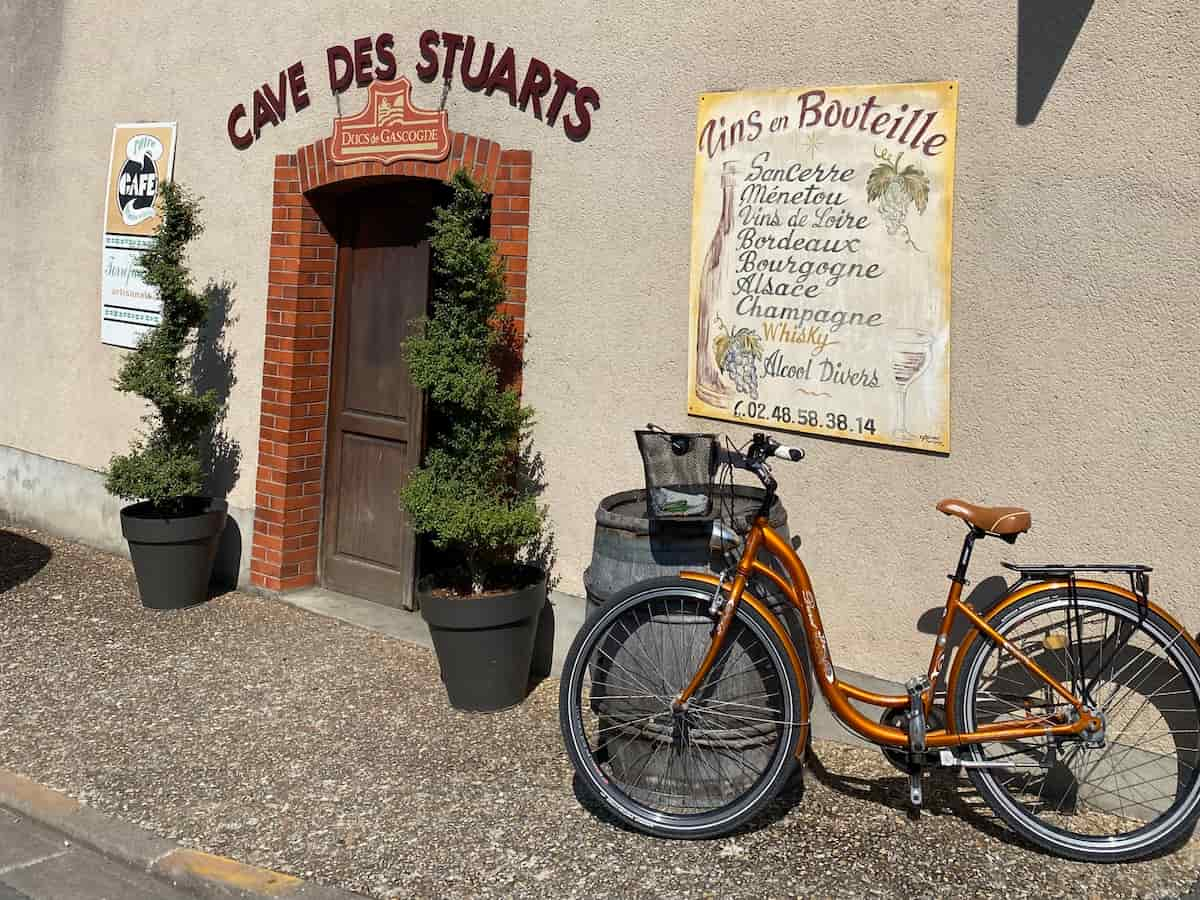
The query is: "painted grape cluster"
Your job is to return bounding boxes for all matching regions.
[878,181,910,235]
[713,319,765,400]
[866,147,930,250]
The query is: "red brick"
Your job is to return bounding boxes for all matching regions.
[255,507,285,525]
[492,211,529,227]
[494,180,530,197]
[484,143,502,187]
[496,240,527,258]
[313,139,326,179]
[280,494,321,512]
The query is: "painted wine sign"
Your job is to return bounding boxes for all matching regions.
[687,82,957,452]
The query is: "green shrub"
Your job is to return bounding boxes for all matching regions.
[399,169,546,593]
[105,182,221,512]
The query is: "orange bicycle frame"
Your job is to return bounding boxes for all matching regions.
[675,517,1107,750]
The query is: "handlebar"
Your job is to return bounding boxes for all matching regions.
[748,432,803,465]
[717,433,804,500]
[772,444,805,463]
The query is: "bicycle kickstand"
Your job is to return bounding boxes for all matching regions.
[905,675,931,810]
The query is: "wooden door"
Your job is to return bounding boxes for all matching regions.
[321,185,434,609]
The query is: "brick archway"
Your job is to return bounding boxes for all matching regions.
[250,133,532,592]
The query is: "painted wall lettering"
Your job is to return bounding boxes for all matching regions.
[414,30,599,142]
[326,34,397,93]
[696,89,950,162]
[225,30,599,149]
[227,61,310,149]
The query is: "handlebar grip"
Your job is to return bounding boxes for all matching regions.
[772,445,805,462]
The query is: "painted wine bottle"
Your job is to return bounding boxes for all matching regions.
[694,161,737,408]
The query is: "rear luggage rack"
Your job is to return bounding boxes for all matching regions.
[1000,562,1152,576]
[1001,562,1151,606]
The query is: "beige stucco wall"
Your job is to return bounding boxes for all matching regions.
[1,2,1197,680]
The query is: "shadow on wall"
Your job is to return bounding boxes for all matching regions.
[521,416,558,685]
[0,530,52,595]
[193,280,242,590]
[1017,0,1094,125]
[916,575,1011,688]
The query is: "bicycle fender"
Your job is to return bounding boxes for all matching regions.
[943,578,1200,733]
[678,570,812,757]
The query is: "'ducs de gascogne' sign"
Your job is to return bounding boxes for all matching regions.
[330,78,450,165]
[226,30,600,151]
[687,82,958,453]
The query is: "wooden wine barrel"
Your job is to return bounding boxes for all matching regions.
[584,485,793,618]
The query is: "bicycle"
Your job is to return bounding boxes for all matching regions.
[559,429,1200,862]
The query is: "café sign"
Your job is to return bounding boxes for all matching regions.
[687,81,958,452]
[330,77,450,165]
[100,122,177,349]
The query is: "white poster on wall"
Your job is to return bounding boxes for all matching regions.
[686,82,958,453]
[101,246,165,349]
[100,122,177,348]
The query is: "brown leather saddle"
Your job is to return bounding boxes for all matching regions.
[937,498,1031,538]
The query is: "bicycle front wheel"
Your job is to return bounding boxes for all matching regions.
[559,576,802,839]
[954,585,1200,862]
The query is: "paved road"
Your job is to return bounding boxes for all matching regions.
[0,806,192,900]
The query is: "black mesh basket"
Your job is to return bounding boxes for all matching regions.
[635,429,718,520]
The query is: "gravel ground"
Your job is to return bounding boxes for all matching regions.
[1,523,1197,899]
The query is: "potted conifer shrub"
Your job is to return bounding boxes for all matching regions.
[400,169,547,712]
[105,182,228,610]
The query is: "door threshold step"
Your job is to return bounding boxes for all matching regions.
[277,586,435,649]
[273,585,588,677]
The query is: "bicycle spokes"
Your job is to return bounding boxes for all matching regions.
[579,594,790,816]
[965,602,1200,837]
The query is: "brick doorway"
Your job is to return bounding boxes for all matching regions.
[250,134,532,594]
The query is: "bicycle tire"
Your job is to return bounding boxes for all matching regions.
[559,576,802,839]
[953,584,1200,862]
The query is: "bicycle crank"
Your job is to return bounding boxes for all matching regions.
[879,702,945,775]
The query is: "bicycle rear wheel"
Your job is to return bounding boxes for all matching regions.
[954,585,1200,861]
[559,576,802,839]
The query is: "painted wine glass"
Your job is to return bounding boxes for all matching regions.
[889,328,933,440]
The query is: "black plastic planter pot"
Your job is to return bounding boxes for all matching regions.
[419,570,547,712]
[120,498,228,610]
